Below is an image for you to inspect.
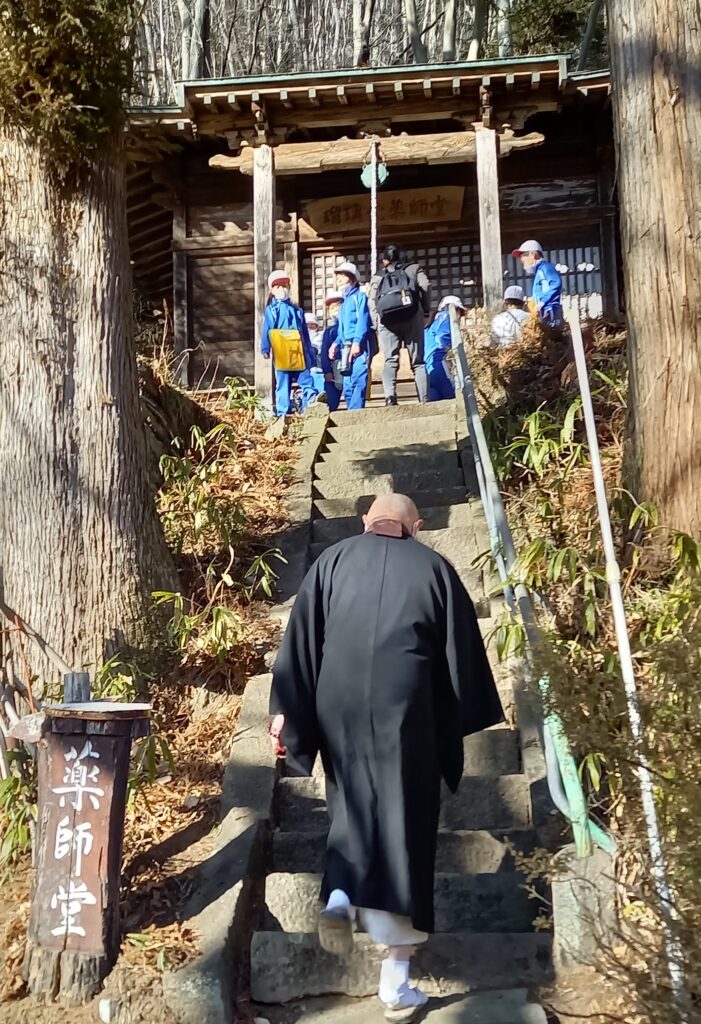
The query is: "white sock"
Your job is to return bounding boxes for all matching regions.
[379,959,428,1009]
[326,889,351,914]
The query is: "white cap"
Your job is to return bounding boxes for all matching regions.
[438,295,465,311]
[335,261,360,281]
[268,269,290,289]
[504,285,525,302]
[304,311,320,325]
[512,240,543,257]
[325,290,344,305]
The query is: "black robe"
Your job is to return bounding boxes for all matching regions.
[270,531,504,934]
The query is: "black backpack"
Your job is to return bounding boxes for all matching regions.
[375,264,419,326]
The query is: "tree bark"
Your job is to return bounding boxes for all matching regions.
[0,133,176,687]
[467,0,488,60]
[404,0,428,63]
[442,0,457,61]
[577,0,603,71]
[609,0,701,537]
[496,0,513,58]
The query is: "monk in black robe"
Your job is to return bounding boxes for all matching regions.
[270,494,504,1022]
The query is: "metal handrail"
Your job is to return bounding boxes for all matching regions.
[449,307,616,858]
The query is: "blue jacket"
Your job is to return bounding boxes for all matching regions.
[424,310,452,368]
[337,286,372,353]
[261,299,314,367]
[532,261,563,326]
[320,322,339,375]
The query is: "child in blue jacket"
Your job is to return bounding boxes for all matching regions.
[320,291,344,412]
[512,240,563,328]
[329,262,372,411]
[261,270,322,416]
[424,296,464,401]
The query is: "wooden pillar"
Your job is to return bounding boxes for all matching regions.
[597,142,621,318]
[475,128,504,310]
[253,146,276,411]
[172,207,190,388]
[24,704,150,1004]
[284,240,300,306]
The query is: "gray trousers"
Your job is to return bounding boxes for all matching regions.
[379,318,428,403]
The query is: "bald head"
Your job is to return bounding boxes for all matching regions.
[363,494,423,537]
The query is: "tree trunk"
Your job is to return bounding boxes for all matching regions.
[404,0,428,63]
[577,0,603,71]
[442,0,457,60]
[0,133,176,688]
[467,0,488,60]
[609,0,701,537]
[496,0,513,58]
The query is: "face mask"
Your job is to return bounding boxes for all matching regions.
[327,305,341,320]
[340,283,352,297]
[273,286,290,301]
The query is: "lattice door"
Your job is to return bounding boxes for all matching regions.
[302,243,482,321]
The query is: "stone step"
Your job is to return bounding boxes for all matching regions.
[329,400,455,428]
[250,930,554,1003]
[262,871,537,935]
[318,437,458,462]
[276,775,532,834]
[325,416,455,448]
[313,450,460,482]
[272,828,536,876]
[311,503,475,544]
[441,776,532,832]
[464,728,521,775]
[312,467,465,501]
[270,988,548,1024]
[312,488,470,520]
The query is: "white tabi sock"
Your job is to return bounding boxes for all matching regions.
[326,889,353,918]
[379,958,428,1009]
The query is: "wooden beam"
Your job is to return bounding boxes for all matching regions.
[475,128,503,310]
[452,77,461,97]
[505,74,516,91]
[394,82,405,102]
[337,85,349,105]
[308,88,320,106]
[209,129,545,176]
[423,79,433,100]
[253,146,275,411]
[365,83,376,103]
[531,72,541,90]
[280,89,293,109]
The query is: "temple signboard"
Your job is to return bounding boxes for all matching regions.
[304,186,464,235]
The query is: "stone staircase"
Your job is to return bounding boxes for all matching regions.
[251,400,553,1022]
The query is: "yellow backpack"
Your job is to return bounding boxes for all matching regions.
[269,329,306,372]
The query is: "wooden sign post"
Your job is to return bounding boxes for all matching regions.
[23,703,150,1004]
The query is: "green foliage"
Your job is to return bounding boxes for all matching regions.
[0,0,135,161]
[0,749,37,866]
[508,0,607,69]
[153,590,245,661]
[473,321,701,1019]
[159,424,247,556]
[128,734,175,807]
[224,376,263,414]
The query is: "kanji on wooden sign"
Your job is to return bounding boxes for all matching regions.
[23,703,150,1005]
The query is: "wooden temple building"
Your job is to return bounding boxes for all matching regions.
[126,55,618,399]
